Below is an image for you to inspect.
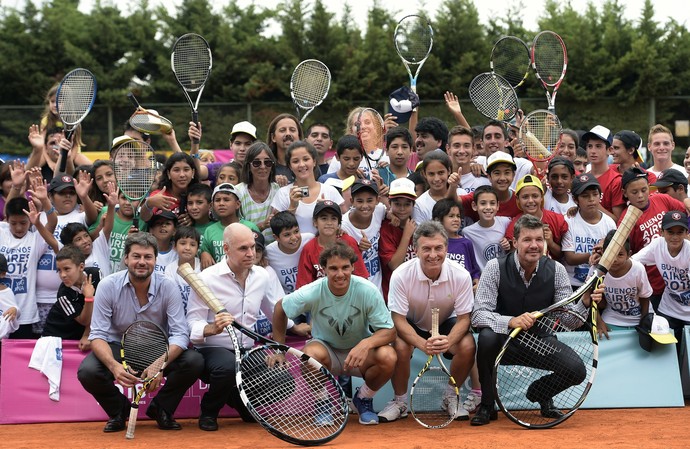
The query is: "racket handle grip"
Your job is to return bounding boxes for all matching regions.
[132,217,139,231]
[125,404,139,439]
[58,149,68,173]
[192,112,200,144]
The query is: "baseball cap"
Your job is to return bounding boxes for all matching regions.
[0,254,7,273]
[515,174,544,195]
[111,135,135,151]
[613,130,644,163]
[547,156,575,174]
[635,313,678,352]
[230,121,257,140]
[651,168,688,188]
[389,86,420,124]
[486,151,517,173]
[388,178,417,200]
[313,200,342,219]
[148,209,177,227]
[581,125,613,147]
[351,178,379,197]
[662,210,688,230]
[48,175,75,193]
[571,172,601,196]
[621,167,648,188]
[252,230,265,251]
[212,183,240,201]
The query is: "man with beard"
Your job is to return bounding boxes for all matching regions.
[78,232,204,433]
[408,117,448,170]
[267,113,303,183]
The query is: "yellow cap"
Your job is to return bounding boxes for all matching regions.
[515,174,544,195]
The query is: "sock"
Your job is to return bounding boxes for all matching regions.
[394,394,408,403]
[471,388,482,397]
[357,383,377,399]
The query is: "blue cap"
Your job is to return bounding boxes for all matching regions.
[389,86,420,124]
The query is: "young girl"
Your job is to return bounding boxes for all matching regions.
[431,198,480,288]
[413,151,458,223]
[544,157,576,215]
[140,152,199,223]
[216,161,242,186]
[38,84,89,165]
[270,141,344,235]
[556,129,579,161]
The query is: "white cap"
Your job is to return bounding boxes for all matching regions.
[231,121,257,140]
[389,178,417,200]
[486,151,516,172]
[111,135,135,151]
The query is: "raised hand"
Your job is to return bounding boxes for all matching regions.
[74,170,93,199]
[444,91,461,115]
[103,181,118,207]
[9,160,26,189]
[28,124,43,149]
[22,198,41,224]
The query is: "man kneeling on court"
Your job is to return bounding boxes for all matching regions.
[379,221,475,422]
[273,241,397,425]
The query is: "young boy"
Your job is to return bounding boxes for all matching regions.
[108,191,136,273]
[186,183,215,245]
[200,183,259,268]
[265,211,314,294]
[42,245,100,351]
[380,178,418,301]
[462,185,512,272]
[295,200,368,288]
[651,169,688,203]
[165,226,201,314]
[573,147,587,175]
[446,126,490,193]
[378,126,413,186]
[341,179,387,290]
[631,211,690,343]
[561,173,617,288]
[0,254,19,339]
[647,124,686,177]
[581,125,620,217]
[318,135,363,183]
[147,210,178,275]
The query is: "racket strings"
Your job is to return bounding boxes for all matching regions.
[113,142,157,200]
[533,33,566,84]
[122,323,168,377]
[410,367,455,427]
[239,346,347,442]
[492,38,531,87]
[520,110,561,160]
[130,111,173,134]
[395,18,433,63]
[57,71,96,124]
[356,109,385,156]
[291,62,331,107]
[172,38,211,91]
[469,73,518,121]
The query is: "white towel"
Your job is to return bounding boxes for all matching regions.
[29,336,63,401]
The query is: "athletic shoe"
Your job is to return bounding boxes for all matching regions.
[352,388,379,425]
[463,392,482,414]
[314,400,334,427]
[442,393,469,421]
[377,399,409,423]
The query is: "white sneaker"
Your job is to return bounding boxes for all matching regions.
[442,394,469,421]
[377,399,409,423]
[463,392,482,414]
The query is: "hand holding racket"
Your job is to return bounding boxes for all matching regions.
[531,31,567,113]
[127,93,173,135]
[491,36,531,88]
[394,15,433,94]
[290,59,331,124]
[56,68,97,172]
[120,321,169,439]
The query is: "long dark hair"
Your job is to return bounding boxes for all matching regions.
[242,141,276,187]
[156,152,200,192]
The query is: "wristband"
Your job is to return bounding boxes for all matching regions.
[45,206,56,215]
[84,297,94,303]
[191,153,200,159]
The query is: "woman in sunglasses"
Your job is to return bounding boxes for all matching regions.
[236,142,281,243]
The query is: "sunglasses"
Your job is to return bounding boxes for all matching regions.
[251,159,274,168]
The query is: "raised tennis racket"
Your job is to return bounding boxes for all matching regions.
[120,320,169,439]
[531,31,567,113]
[290,59,331,124]
[409,308,459,429]
[171,33,212,144]
[355,107,386,175]
[55,68,97,172]
[394,14,433,94]
[491,36,531,88]
[519,109,562,179]
[112,140,157,229]
[127,92,173,135]
[469,72,519,122]
[494,206,642,429]
[177,263,348,446]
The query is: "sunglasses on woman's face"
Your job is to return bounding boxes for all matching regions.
[251,159,274,168]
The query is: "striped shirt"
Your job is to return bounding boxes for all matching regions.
[235,182,280,243]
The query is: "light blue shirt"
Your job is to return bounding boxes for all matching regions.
[89,270,190,350]
[281,275,393,350]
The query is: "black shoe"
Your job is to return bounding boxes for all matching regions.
[470,404,498,426]
[540,399,565,419]
[146,401,182,430]
[103,415,126,433]
[198,415,219,431]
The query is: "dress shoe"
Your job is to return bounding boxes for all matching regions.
[103,415,126,432]
[540,399,565,419]
[146,401,182,430]
[198,415,219,431]
[470,404,498,426]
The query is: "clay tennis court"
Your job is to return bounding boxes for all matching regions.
[3,405,687,449]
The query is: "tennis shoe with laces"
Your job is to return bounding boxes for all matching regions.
[353,388,379,425]
[442,393,469,421]
[377,399,409,423]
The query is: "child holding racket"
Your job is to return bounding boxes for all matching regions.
[140,152,199,223]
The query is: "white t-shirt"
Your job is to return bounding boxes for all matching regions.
[460,172,491,193]
[0,287,20,337]
[561,212,617,286]
[271,184,344,235]
[600,259,653,327]
[461,217,511,270]
[85,230,112,277]
[647,163,686,179]
[412,189,467,224]
[632,237,690,320]
[0,222,50,324]
[36,210,86,304]
[165,258,200,314]
[155,248,179,276]
[265,233,315,294]
[327,154,390,181]
[544,189,577,216]
[341,204,386,291]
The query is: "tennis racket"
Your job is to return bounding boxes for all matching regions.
[469,72,519,122]
[519,109,562,179]
[355,107,386,175]
[494,205,642,429]
[290,59,331,124]
[120,320,169,439]
[409,308,459,429]
[177,263,348,446]
[490,36,531,88]
[112,140,158,229]
[127,92,173,135]
[171,33,212,144]
[55,68,97,172]
[531,31,567,113]
[394,14,434,94]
